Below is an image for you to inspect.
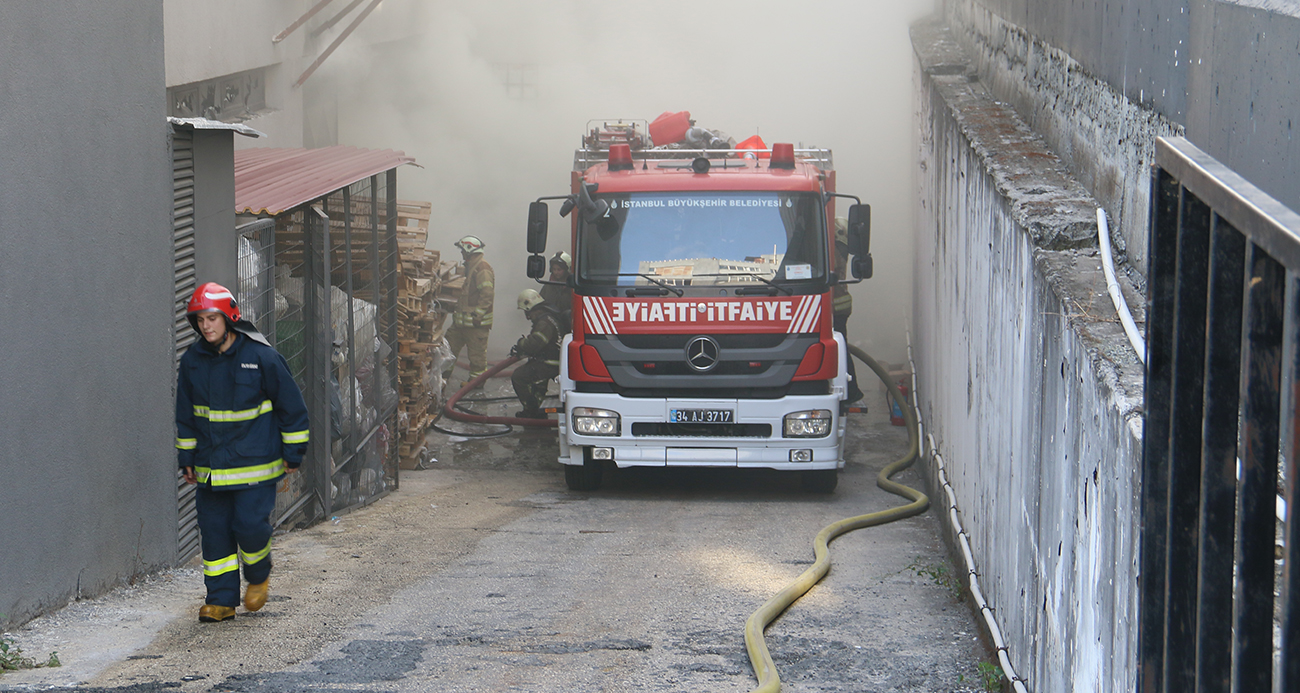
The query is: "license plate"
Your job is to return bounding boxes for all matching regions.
[670,408,734,424]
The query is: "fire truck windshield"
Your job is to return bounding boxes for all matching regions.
[577,191,826,288]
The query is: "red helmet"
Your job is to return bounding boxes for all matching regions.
[186,281,241,332]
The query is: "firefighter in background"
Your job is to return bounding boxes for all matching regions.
[834,218,864,404]
[177,282,309,623]
[539,250,573,330]
[510,289,563,419]
[443,235,495,389]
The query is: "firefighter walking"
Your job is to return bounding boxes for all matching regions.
[510,289,563,419]
[176,282,310,623]
[443,235,495,389]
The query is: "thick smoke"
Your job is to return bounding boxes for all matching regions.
[337,0,934,365]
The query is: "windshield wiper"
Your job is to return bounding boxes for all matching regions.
[694,272,793,295]
[615,273,684,297]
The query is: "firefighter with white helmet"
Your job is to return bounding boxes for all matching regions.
[510,289,563,419]
[539,250,573,330]
[443,235,495,389]
[833,218,864,403]
[176,282,310,622]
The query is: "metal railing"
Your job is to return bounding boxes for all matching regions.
[1140,136,1300,692]
[572,148,834,172]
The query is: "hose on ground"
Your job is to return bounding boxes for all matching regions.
[429,419,513,438]
[744,344,930,693]
[441,355,557,428]
[455,359,517,378]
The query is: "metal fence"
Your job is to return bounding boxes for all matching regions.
[236,171,401,529]
[1140,137,1300,692]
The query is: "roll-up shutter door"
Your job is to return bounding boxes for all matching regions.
[172,127,200,563]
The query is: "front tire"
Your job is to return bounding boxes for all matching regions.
[565,457,603,492]
[801,469,838,493]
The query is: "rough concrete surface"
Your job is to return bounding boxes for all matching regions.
[913,17,1147,691]
[3,378,991,692]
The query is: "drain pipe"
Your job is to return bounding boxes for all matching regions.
[907,335,1029,693]
[1097,208,1146,365]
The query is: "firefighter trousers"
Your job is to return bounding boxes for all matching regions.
[511,358,559,413]
[443,324,492,381]
[196,483,276,607]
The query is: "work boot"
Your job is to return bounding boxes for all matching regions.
[244,579,270,612]
[198,604,236,622]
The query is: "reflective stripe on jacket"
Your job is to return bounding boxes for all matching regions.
[453,255,494,327]
[832,289,853,316]
[176,333,310,490]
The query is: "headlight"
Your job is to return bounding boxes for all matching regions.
[572,407,620,436]
[784,409,831,438]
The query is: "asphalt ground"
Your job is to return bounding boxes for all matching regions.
[2,377,991,692]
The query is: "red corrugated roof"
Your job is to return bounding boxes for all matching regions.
[234,146,416,216]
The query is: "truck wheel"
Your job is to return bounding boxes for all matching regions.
[565,460,603,491]
[801,469,838,493]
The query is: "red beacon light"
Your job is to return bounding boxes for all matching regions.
[608,143,634,171]
[770,143,796,169]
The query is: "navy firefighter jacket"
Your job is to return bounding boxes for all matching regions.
[175,333,310,490]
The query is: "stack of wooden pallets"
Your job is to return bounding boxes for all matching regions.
[393,201,447,467]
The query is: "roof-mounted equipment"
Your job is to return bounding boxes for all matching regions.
[608,144,634,171]
[770,143,796,169]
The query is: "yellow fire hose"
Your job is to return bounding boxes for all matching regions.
[744,344,930,693]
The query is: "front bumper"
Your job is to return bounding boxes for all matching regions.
[558,391,846,471]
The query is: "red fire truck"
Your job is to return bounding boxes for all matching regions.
[525,120,872,492]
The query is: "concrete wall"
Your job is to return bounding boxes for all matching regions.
[912,20,1147,691]
[941,0,1300,278]
[1185,0,1300,225]
[164,0,310,148]
[914,0,1300,685]
[0,1,175,630]
[163,0,431,150]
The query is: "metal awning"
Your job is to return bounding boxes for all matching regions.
[234,145,416,216]
[168,117,266,139]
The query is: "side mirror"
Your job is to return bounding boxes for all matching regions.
[851,255,873,280]
[526,254,546,279]
[577,182,610,223]
[527,202,548,254]
[847,203,870,257]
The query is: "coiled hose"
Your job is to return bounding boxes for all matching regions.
[744,344,929,693]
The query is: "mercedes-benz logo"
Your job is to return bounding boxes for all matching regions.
[685,336,720,372]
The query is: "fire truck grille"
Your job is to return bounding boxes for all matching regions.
[583,334,820,391]
[614,333,787,349]
[631,422,773,438]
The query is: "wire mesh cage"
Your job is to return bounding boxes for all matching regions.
[236,172,402,528]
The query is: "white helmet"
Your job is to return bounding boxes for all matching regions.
[517,289,545,311]
[550,251,572,270]
[455,235,485,254]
